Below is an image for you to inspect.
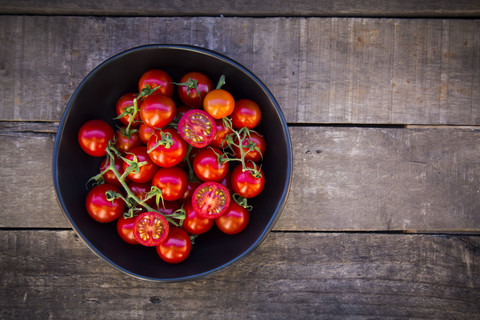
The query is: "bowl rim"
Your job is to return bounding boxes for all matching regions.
[52,44,293,282]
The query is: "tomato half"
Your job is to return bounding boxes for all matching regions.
[147,128,188,168]
[156,227,191,264]
[85,184,125,223]
[178,109,217,148]
[192,181,231,219]
[78,119,114,157]
[138,69,174,97]
[115,92,141,128]
[231,131,266,163]
[177,71,213,108]
[182,200,214,235]
[231,163,265,198]
[151,167,188,201]
[140,93,176,129]
[133,211,169,247]
[215,201,250,235]
[192,147,228,182]
[231,99,262,129]
[117,216,139,245]
[203,89,235,119]
[123,146,158,183]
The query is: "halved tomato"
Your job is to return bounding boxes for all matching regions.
[178,109,217,148]
[133,211,169,247]
[192,181,231,219]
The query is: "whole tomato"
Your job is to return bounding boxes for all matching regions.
[151,167,188,201]
[177,71,213,108]
[231,131,266,163]
[123,146,158,183]
[203,89,235,119]
[85,184,125,223]
[231,99,262,129]
[140,93,176,129]
[116,216,139,245]
[114,128,142,154]
[215,201,250,235]
[230,163,265,198]
[182,200,214,235]
[138,69,174,97]
[115,92,141,128]
[78,119,114,157]
[99,155,125,188]
[192,147,228,182]
[138,123,156,145]
[147,128,188,168]
[210,118,233,149]
[156,227,191,264]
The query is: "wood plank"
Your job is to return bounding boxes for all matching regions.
[1,0,479,17]
[1,16,479,125]
[1,230,479,319]
[2,122,479,232]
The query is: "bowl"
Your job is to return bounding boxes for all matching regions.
[52,44,292,281]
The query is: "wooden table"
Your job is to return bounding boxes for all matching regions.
[1,1,480,318]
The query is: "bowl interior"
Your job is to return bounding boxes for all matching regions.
[53,45,291,281]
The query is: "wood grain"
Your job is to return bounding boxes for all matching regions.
[1,122,479,232]
[1,0,479,17]
[1,230,479,319]
[1,16,479,125]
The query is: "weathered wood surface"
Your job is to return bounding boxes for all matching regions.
[1,0,480,17]
[1,122,479,232]
[1,16,479,125]
[1,231,479,319]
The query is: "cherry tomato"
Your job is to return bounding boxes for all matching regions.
[193,147,228,182]
[156,227,191,264]
[78,119,114,157]
[85,184,125,223]
[115,92,141,128]
[138,69,174,97]
[128,181,154,207]
[154,200,181,216]
[231,163,265,198]
[182,200,214,235]
[133,211,169,247]
[231,131,266,163]
[231,99,262,129]
[140,93,176,129]
[210,118,233,149]
[192,181,231,219]
[114,129,142,154]
[151,167,188,201]
[178,180,201,203]
[116,216,139,245]
[100,155,125,188]
[215,201,250,235]
[177,71,213,108]
[123,146,158,183]
[138,123,156,145]
[178,109,217,148]
[147,128,188,168]
[203,89,235,119]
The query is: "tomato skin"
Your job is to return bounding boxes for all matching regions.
[231,163,265,198]
[215,202,250,235]
[156,227,191,264]
[116,216,139,245]
[138,123,156,145]
[86,184,125,223]
[78,119,114,157]
[147,128,188,168]
[123,146,158,183]
[154,200,181,216]
[115,92,141,128]
[128,181,154,207]
[100,156,125,188]
[231,99,262,130]
[192,181,231,219]
[177,71,213,108]
[114,129,142,154]
[178,109,217,148]
[133,211,169,247]
[203,89,235,119]
[193,147,228,182]
[231,131,266,163]
[178,180,201,203]
[140,93,176,129]
[182,200,214,235]
[210,118,233,149]
[151,167,188,201]
[138,69,174,97]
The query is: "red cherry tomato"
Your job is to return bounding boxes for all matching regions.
[231,99,262,129]
[115,92,141,128]
[85,184,125,223]
[182,200,214,235]
[154,200,181,216]
[147,128,188,168]
[138,69,174,97]
[178,180,201,203]
[156,227,191,264]
[210,118,233,149]
[177,71,213,108]
[116,216,139,245]
[215,201,250,235]
[151,167,188,201]
[203,89,235,119]
[133,211,169,247]
[114,129,142,154]
[192,181,231,219]
[231,131,266,163]
[178,109,217,148]
[128,181,154,207]
[192,147,228,182]
[140,93,176,129]
[138,123,156,145]
[123,146,158,183]
[78,119,114,157]
[100,156,125,188]
[231,163,265,198]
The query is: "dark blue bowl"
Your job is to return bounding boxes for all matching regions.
[53,44,292,281]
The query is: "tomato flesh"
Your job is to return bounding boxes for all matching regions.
[192,182,231,219]
[178,109,217,148]
[133,212,169,247]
